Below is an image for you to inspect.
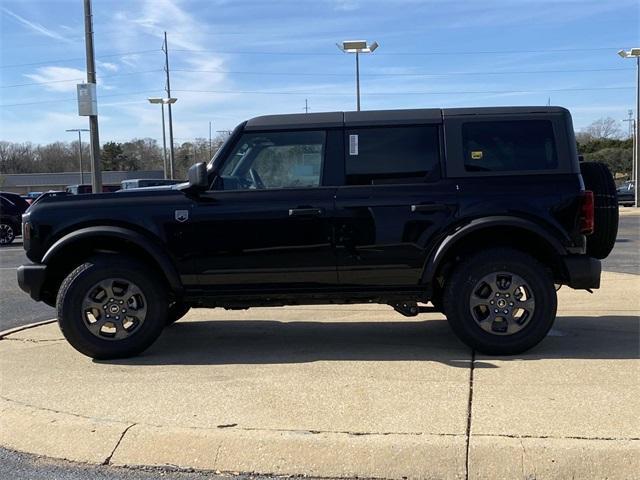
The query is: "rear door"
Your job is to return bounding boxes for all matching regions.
[334,114,458,287]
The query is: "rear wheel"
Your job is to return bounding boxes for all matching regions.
[580,162,619,259]
[443,248,557,355]
[0,222,16,245]
[57,255,168,359]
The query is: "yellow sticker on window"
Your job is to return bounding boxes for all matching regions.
[471,151,483,160]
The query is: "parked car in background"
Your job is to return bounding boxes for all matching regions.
[617,181,635,206]
[21,192,43,205]
[120,179,183,190]
[65,184,121,194]
[0,192,30,245]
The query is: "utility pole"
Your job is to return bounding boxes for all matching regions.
[66,129,89,184]
[304,99,309,113]
[83,0,102,193]
[623,109,634,138]
[163,32,176,179]
[209,121,212,158]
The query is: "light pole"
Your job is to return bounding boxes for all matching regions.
[66,128,90,184]
[618,48,640,208]
[148,97,177,179]
[337,40,379,111]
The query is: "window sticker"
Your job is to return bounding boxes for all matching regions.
[349,134,359,156]
[471,151,483,160]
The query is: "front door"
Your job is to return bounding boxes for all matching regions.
[192,129,338,290]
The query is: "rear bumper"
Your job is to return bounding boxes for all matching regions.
[562,255,601,290]
[17,264,47,301]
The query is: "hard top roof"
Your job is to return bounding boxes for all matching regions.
[244,106,569,130]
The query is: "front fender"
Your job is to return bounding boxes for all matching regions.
[41,226,183,294]
[422,216,567,282]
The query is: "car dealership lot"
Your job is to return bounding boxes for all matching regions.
[0,210,638,479]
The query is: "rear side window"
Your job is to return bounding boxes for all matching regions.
[345,125,440,185]
[462,120,557,172]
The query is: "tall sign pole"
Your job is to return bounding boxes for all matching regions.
[83,0,102,193]
[163,32,176,179]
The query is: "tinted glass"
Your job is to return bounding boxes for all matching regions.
[220,130,325,190]
[345,125,440,185]
[462,120,557,172]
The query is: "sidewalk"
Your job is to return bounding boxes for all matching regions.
[1,272,638,479]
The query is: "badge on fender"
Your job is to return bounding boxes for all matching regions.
[175,210,189,222]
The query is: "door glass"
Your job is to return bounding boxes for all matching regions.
[345,125,440,185]
[219,130,325,190]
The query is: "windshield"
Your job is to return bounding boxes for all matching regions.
[208,124,243,170]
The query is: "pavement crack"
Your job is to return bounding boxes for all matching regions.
[103,423,136,465]
[1,337,63,343]
[465,350,476,480]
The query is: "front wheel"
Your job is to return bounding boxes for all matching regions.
[57,255,168,359]
[0,222,16,245]
[443,248,557,355]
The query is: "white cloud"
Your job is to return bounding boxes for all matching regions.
[97,62,119,72]
[23,67,86,92]
[1,7,71,43]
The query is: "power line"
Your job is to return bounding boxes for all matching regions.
[0,85,633,109]
[0,49,161,69]
[0,89,160,107]
[173,86,634,96]
[172,66,633,78]
[171,46,623,56]
[2,66,630,90]
[0,69,164,88]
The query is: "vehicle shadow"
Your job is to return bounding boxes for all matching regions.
[98,314,639,367]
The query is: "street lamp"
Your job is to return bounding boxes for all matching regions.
[618,48,640,208]
[65,128,90,184]
[337,40,379,111]
[148,97,177,179]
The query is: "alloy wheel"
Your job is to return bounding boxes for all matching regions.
[81,278,147,340]
[468,271,535,335]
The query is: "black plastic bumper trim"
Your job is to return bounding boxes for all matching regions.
[562,255,601,290]
[17,264,47,301]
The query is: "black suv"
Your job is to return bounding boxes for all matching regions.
[17,107,618,359]
[1,192,30,245]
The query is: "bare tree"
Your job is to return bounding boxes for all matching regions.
[582,117,623,140]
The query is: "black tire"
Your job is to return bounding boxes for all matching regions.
[56,255,168,359]
[443,248,557,355]
[165,301,191,325]
[580,162,619,259]
[0,221,16,245]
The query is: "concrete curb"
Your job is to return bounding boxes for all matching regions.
[1,396,637,480]
[0,318,56,339]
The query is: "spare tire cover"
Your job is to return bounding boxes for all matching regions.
[580,162,619,259]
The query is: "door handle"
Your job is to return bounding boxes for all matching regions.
[410,204,447,213]
[289,207,323,217]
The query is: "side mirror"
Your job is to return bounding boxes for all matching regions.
[187,162,208,190]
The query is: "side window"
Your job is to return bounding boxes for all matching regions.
[462,120,557,172]
[219,130,325,190]
[345,125,440,185]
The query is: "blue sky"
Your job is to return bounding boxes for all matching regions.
[1,0,639,145]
